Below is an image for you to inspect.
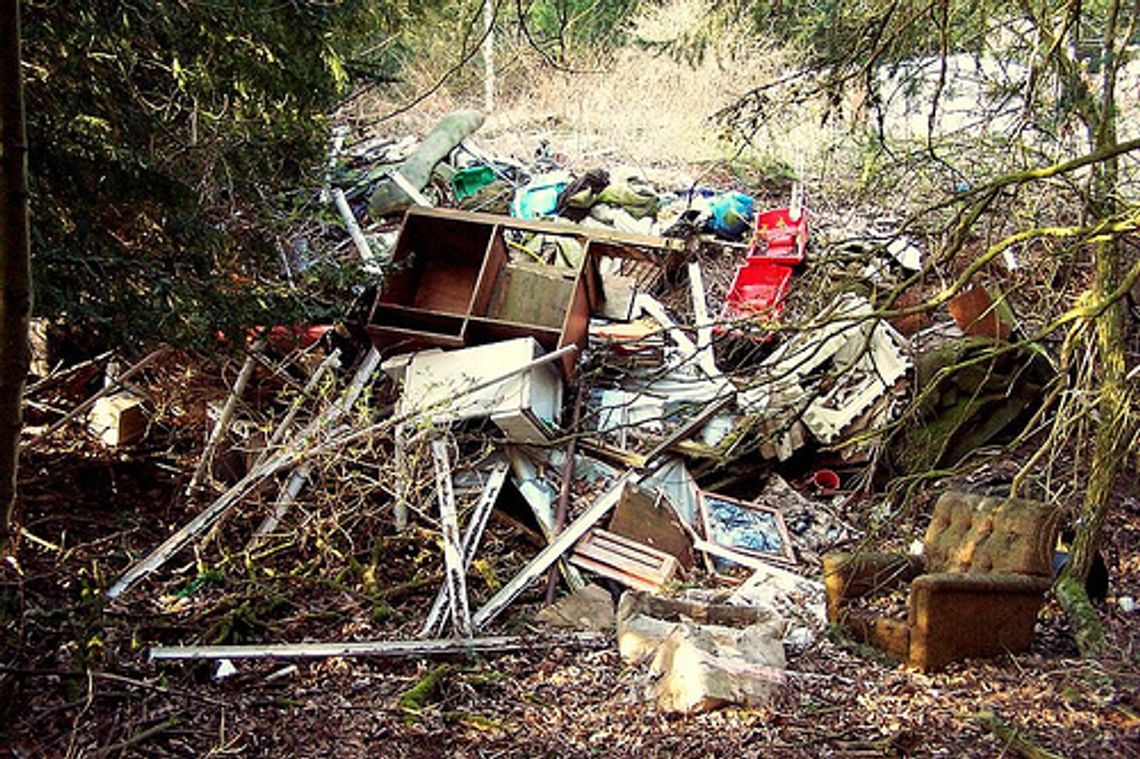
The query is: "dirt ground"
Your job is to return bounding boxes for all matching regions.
[2,383,1138,758]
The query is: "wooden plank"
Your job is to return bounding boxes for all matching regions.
[693,538,796,573]
[403,206,684,252]
[420,459,509,638]
[432,439,471,637]
[574,543,660,575]
[568,556,662,593]
[470,471,635,631]
[576,530,678,575]
[390,170,433,207]
[333,188,379,261]
[251,348,341,471]
[688,260,717,377]
[149,633,608,662]
[580,530,672,567]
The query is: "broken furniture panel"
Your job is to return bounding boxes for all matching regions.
[699,491,796,568]
[607,481,694,568]
[616,591,786,714]
[370,207,680,378]
[390,338,563,444]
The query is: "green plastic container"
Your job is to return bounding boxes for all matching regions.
[452,166,496,199]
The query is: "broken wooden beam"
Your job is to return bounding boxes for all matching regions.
[149,633,608,661]
[432,438,471,637]
[419,459,508,638]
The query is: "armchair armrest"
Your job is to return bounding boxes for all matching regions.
[821,551,923,619]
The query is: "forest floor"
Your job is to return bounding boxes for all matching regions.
[1,418,1138,757]
[5,43,1140,756]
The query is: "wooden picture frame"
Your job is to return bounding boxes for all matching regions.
[698,490,796,567]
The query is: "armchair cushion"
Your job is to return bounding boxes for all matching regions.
[922,492,1060,577]
[908,572,1054,671]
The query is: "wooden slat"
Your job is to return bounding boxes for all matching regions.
[150,633,608,661]
[570,529,679,591]
[419,459,508,638]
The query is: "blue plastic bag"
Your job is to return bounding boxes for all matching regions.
[708,191,756,239]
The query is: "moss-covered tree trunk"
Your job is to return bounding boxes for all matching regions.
[1054,0,1136,658]
[0,3,32,551]
[1056,236,1134,658]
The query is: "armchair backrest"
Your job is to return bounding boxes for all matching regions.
[923,492,1061,577]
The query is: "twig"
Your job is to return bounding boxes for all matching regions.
[25,350,113,396]
[89,717,181,759]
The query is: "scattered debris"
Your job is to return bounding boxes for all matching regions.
[21,115,1090,729]
[533,583,615,631]
[617,591,787,713]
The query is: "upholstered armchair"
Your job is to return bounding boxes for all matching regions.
[822,492,1062,671]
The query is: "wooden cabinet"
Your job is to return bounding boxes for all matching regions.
[367,207,604,378]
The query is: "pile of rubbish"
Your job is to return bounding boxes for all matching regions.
[36,110,1054,715]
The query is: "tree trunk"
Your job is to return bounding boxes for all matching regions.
[1057,235,1134,659]
[0,2,33,551]
[1055,0,1135,658]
